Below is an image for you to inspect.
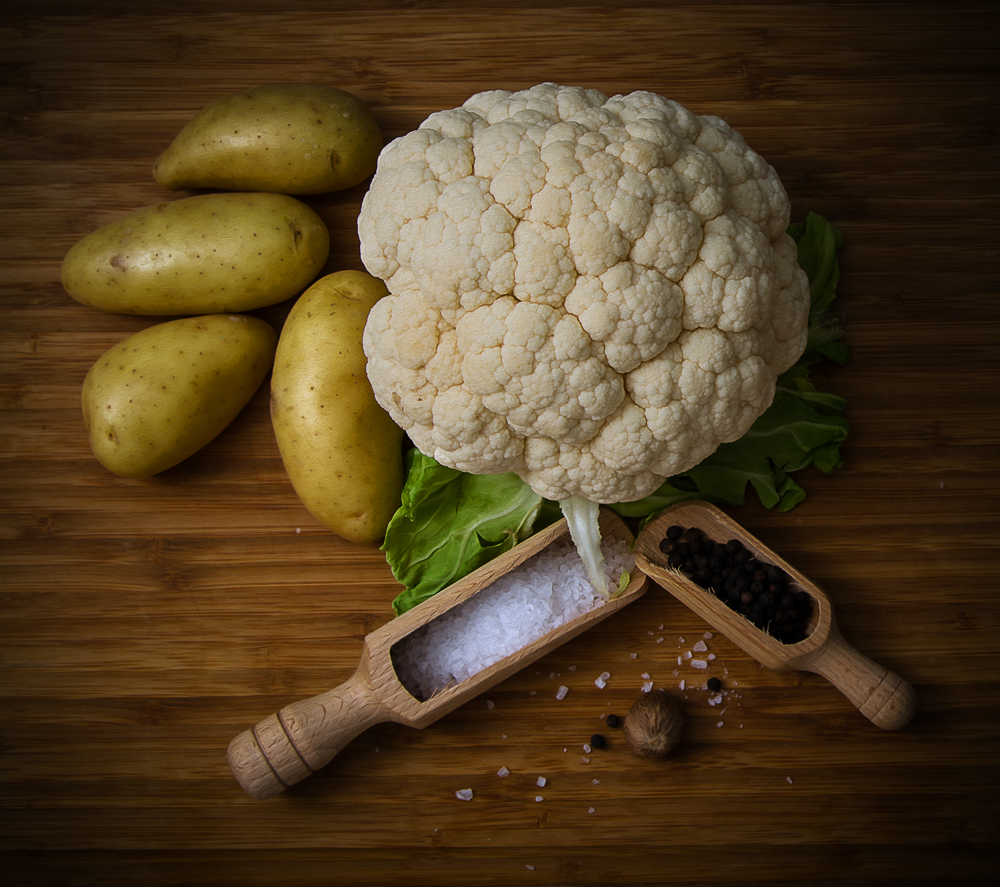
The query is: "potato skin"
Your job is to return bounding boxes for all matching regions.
[61,192,329,315]
[271,270,403,544]
[152,84,383,195]
[82,314,278,478]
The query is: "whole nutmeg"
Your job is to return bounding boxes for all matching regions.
[623,688,685,758]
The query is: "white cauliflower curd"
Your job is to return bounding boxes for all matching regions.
[360,83,809,586]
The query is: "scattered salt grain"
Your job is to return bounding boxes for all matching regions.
[717,721,724,728]
[530,690,537,696]
[498,766,509,777]
[656,637,665,644]
[708,653,716,660]
[569,665,577,671]
[588,807,596,814]
[595,671,611,689]
[535,796,544,802]
[456,789,474,801]
[556,685,569,700]
[295,528,301,534]
[691,659,708,669]
[592,779,600,785]
[537,776,547,787]
[683,651,692,660]
[693,640,708,653]
[392,539,633,701]
[679,679,685,690]
[641,680,654,693]
[787,777,794,784]
[583,743,592,753]
[704,632,713,639]
[526,864,535,870]
[486,700,495,710]
[630,653,638,660]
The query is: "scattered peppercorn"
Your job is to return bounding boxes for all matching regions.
[606,714,621,728]
[590,733,607,749]
[658,525,813,644]
[707,677,722,692]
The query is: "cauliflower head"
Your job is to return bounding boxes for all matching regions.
[360,83,809,505]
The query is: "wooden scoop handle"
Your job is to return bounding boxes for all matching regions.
[804,627,917,730]
[227,665,392,799]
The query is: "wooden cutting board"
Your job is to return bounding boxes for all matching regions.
[2,3,998,885]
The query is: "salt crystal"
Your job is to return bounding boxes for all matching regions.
[704,632,713,639]
[641,680,653,692]
[556,685,569,700]
[537,776,546,787]
[595,671,611,689]
[527,864,535,870]
[641,672,651,680]
[535,795,544,802]
[592,779,600,785]
[691,659,708,669]
[392,538,633,701]
[708,653,716,660]
[717,721,724,727]
[683,651,692,660]
[693,640,708,653]
[787,777,794,784]
[581,756,590,763]
[656,637,664,644]
[679,636,685,643]
[630,653,638,660]
[679,679,685,690]
[456,789,474,801]
[569,665,577,672]
[588,807,596,813]
[530,690,537,696]
[498,766,509,777]
[583,743,592,753]
[658,624,664,630]
[486,700,495,710]
[295,528,301,534]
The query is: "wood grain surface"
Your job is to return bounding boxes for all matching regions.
[2,2,998,885]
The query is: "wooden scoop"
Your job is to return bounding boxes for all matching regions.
[633,501,916,730]
[228,509,648,799]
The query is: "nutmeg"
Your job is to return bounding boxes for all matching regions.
[623,688,685,758]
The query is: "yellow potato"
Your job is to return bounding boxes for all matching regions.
[82,314,277,477]
[152,84,383,194]
[271,270,403,544]
[61,192,329,315]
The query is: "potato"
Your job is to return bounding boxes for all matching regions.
[61,192,329,315]
[152,84,383,195]
[82,314,277,477]
[271,270,403,544]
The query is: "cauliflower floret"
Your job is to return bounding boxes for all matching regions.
[360,83,809,507]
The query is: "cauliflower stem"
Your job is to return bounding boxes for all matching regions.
[558,495,610,597]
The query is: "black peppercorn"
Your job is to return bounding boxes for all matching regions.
[606,714,620,728]
[707,677,722,692]
[590,734,606,749]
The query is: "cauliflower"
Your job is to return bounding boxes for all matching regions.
[360,83,810,592]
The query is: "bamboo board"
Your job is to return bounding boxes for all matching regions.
[1,3,998,885]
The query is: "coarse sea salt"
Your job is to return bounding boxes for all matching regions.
[392,538,633,701]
